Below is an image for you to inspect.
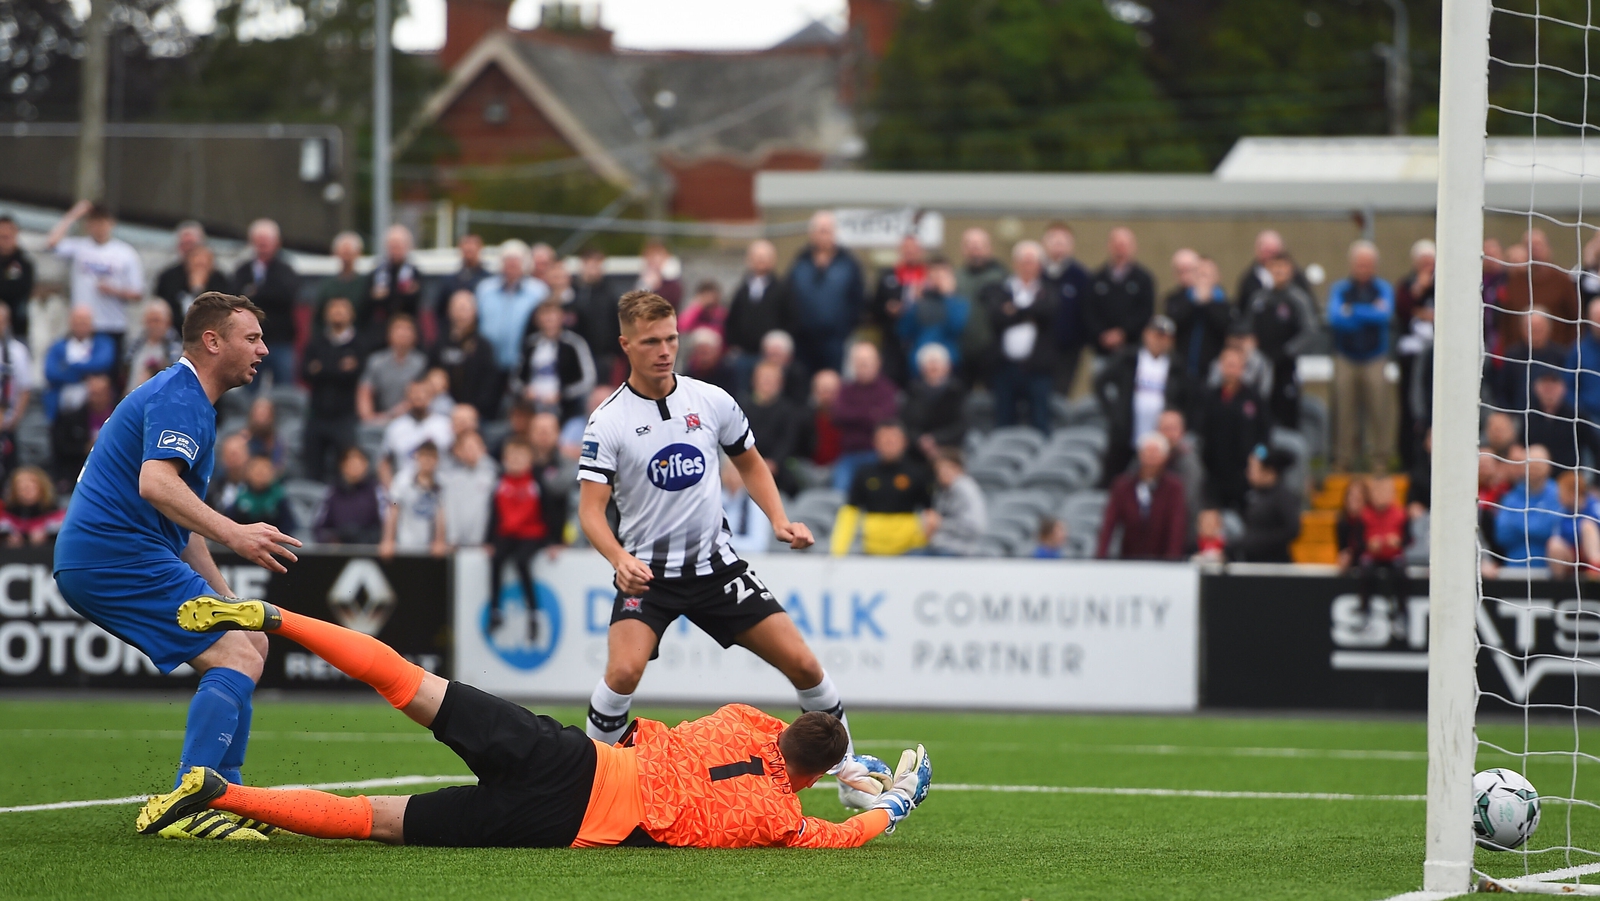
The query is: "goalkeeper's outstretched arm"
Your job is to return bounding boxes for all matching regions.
[786,809,892,848]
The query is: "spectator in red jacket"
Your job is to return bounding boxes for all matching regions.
[1096,432,1188,560]
[831,342,900,492]
[485,435,566,640]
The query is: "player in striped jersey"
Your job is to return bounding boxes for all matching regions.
[577,291,871,807]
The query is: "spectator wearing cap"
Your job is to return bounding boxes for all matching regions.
[1227,446,1302,563]
[787,211,864,374]
[871,234,927,386]
[232,217,301,389]
[1085,227,1156,358]
[1041,222,1091,393]
[1328,239,1396,470]
[476,240,548,372]
[1198,345,1270,512]
[981,240,1058,433]
[1096,432,1188,561]
[363,224,424,344]
[1243,251,1317,429]
[1165,249,1230,384]
[725,240,794,390]
[1568,298,1600,426]
[1235,230,1314,316]
[831,341,900,493]
[0,215,35,341]
[571,247,627,383]
[896,256,969,379]
[46,201,144,361]
[1095,315,1194,484]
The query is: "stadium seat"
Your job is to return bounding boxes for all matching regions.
[1270,428,1310,498]
[1299,394,1329,462]
[990,489,1059,521]
[357,422,387,465]
[269,385,309,421]
[789,488,845,530]
[963,389,995,434]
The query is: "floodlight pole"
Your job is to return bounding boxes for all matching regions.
[1424,0,1489,891]
[372,0,392,247]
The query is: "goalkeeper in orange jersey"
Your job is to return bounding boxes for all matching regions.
[136,596,931,849]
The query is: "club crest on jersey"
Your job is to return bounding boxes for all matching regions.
[647,443,706,491]
[684,412,702,431]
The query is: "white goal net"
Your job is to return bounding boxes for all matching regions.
[1432,0,1600,892]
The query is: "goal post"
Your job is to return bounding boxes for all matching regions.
[1425,0,1491,891]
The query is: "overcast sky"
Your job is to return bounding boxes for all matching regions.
[170,0,849,51]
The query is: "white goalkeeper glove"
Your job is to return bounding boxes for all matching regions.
[871,744,931,833]
[835,754,894,810]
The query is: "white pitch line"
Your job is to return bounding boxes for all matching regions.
[928,783,1425,802]
[1373,859,1600,899]
[0,774,475,814]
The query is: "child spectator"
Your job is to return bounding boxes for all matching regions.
[1034,518,1069,559]
[1193,509,1225,562]
[226,455,296,533]
[1335,477,1370,571]
[1358,475,1409,608]
[380,440,445,557]
[485,436,566,637]
[0,467,63,547]
[314,447,384,545]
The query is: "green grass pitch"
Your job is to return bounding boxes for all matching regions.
[1,698,1597,900]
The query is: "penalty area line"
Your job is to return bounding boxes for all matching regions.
[0,774,477,814]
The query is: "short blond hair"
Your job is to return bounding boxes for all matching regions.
[618,290,675,329]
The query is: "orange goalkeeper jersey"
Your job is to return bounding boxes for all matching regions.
[575,703,889,849]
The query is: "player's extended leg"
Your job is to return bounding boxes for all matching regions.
[180,630,266,788]
[735,613,853,757]
[137,765,408,845]
[586,619,657,743]
[177,596,444,727]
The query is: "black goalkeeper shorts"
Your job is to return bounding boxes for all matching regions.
[402,682,596,848]
[609,560,786,648]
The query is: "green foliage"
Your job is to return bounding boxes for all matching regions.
[162,0,438,127]
[1486,0,1597,139]
[448,156,651,255]
[866,0,1209,172]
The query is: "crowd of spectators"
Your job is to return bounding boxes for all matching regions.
[8,199,1600,571]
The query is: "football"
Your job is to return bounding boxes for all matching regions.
[1473,768,1542,851]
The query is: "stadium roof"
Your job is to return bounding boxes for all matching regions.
[758,137,1600,215]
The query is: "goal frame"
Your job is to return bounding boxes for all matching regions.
[1425,0,1492,891]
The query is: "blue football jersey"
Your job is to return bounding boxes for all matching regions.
[55,359,217,570]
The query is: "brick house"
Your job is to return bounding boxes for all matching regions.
[398,1,903,222]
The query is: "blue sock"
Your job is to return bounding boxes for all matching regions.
[176,668,255,789]
[218,694,252,785]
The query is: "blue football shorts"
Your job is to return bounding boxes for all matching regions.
[55,559,222,674]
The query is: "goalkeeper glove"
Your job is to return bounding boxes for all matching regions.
[893,744,931,808]
[872,787,914,833]
[836,754,894,810]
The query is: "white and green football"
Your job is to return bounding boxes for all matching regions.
[1473,768,1541,851]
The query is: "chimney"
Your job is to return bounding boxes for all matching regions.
[441,0,512,69]
[848,0,903,59]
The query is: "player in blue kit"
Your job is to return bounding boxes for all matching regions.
[53,292,302,840]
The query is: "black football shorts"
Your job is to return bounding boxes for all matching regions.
[608,561,786,648]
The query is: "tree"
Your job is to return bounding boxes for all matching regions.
[0,0,187,123]
[866,0,1207,172]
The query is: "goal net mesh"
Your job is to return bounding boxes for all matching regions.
[1477,0,1600,887]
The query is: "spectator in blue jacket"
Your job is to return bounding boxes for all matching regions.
[1567,297,1600,426]
[475,239,547,371]
[45,307,117,421]
[787,211,864,374]
[1493,444,1565,566]
[1327,240,1396,470]
[896,256,969,374]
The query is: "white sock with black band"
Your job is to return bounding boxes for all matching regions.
[586,679,633,744]
[796,672,854,760]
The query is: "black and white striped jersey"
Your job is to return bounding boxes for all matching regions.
[577,375,756,579]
